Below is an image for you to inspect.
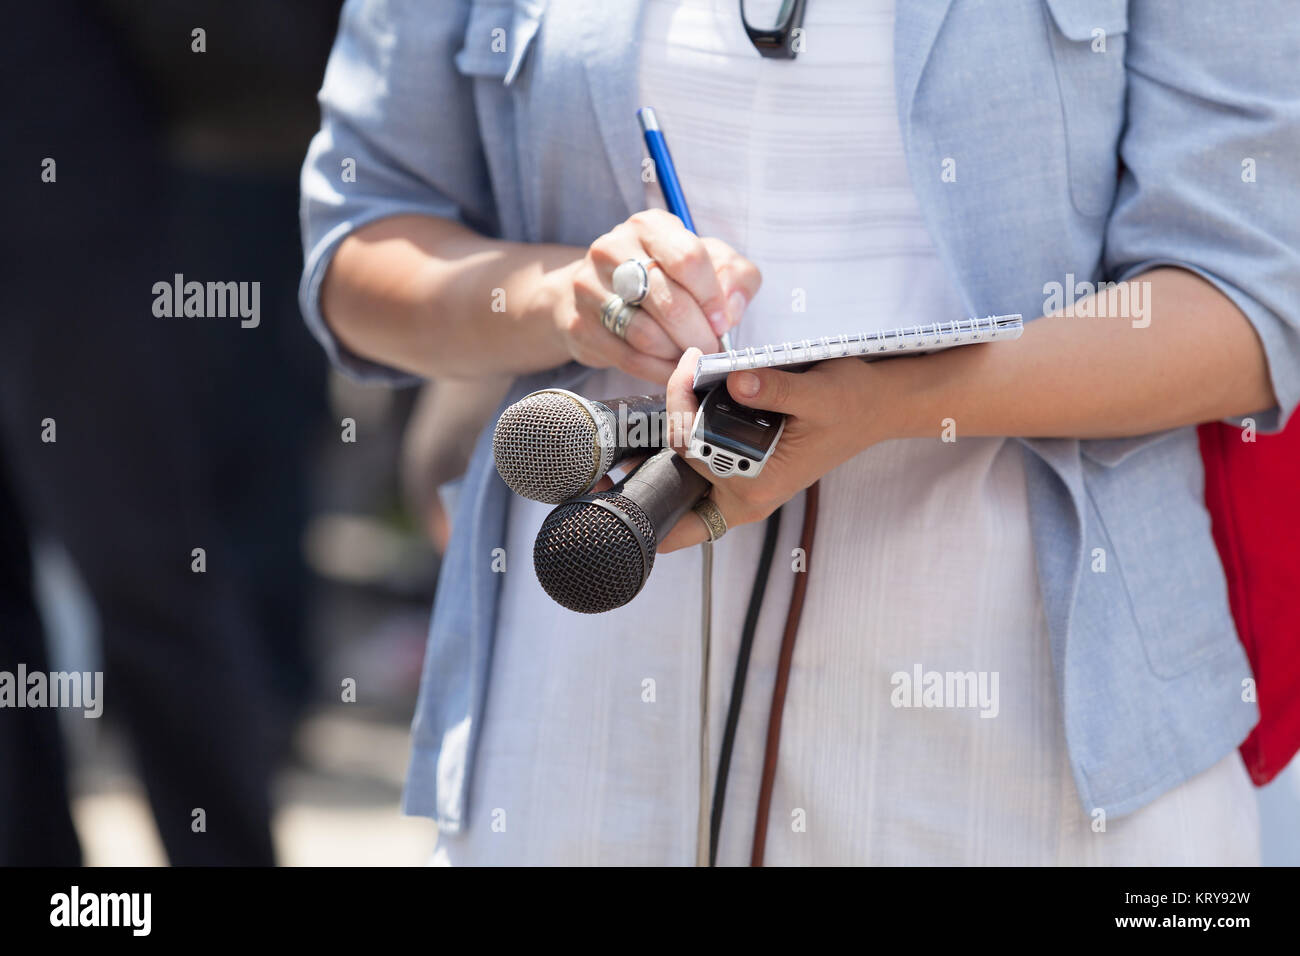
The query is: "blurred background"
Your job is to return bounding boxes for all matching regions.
[0,1,455,866]
[0,1,1296,866]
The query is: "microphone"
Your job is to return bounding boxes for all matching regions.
[533,447,710,613]
[493,388,668,503]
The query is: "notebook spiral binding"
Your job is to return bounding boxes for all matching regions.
[692,314,1023,389]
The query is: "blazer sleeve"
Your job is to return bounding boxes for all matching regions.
[298,0,496,384]
[1103,0,1300,432]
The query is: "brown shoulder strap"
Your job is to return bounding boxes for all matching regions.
[751,480,819,865]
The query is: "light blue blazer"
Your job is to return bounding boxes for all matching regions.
[299,0,1300,832]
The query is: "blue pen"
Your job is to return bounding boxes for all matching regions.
[637,107,733,351]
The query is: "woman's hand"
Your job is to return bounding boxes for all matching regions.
[541,209,762,385]
[659,348,889,552]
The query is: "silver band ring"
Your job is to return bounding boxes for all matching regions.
[612,257,654,307]
[600,295,638,340]
[692,498,728,542]
[600,294,624,332]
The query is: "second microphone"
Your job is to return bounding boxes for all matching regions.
[493,388,670,503]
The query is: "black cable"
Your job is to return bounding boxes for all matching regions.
[708,505,782,865]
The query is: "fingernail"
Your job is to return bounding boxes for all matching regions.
[726,291,747,328]
[732,371,759,397]
[708,310,728,335]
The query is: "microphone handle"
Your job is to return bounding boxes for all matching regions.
[618,447,711,534]
[592,393,669,458]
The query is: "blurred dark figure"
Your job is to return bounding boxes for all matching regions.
[0,0,338,864]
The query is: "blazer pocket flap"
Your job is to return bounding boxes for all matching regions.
[1044,0,1128,42]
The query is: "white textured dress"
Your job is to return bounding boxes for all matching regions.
[432,0,1259,865]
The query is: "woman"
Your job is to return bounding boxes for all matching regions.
[300,0,1299,864]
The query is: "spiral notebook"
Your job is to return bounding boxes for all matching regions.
[692,314,1023,389]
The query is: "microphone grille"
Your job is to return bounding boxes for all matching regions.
[493,391,606,504]
[533,493,657,614]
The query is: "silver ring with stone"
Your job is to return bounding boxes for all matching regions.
[612,257,654,307]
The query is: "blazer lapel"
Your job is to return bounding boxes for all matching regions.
[893,0,955,133]
[892,0,969,312]
[577,0,649,216]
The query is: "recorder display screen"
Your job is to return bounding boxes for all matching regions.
[699,395,778,460]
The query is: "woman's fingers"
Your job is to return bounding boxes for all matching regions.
[611,347,718,551]
[608,342,678,385]
[700,235,762,328]
[631,211,729,342]
[658,501,718,552]
[666,347,703,449]
[665,347,736,492]
[659,347,726,552]
[570,209,761,384]
[572,268,679,361]
[590,214,719,354]
[638,269,721,355]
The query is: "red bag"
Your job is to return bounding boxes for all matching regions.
[1199,418,1300,785]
